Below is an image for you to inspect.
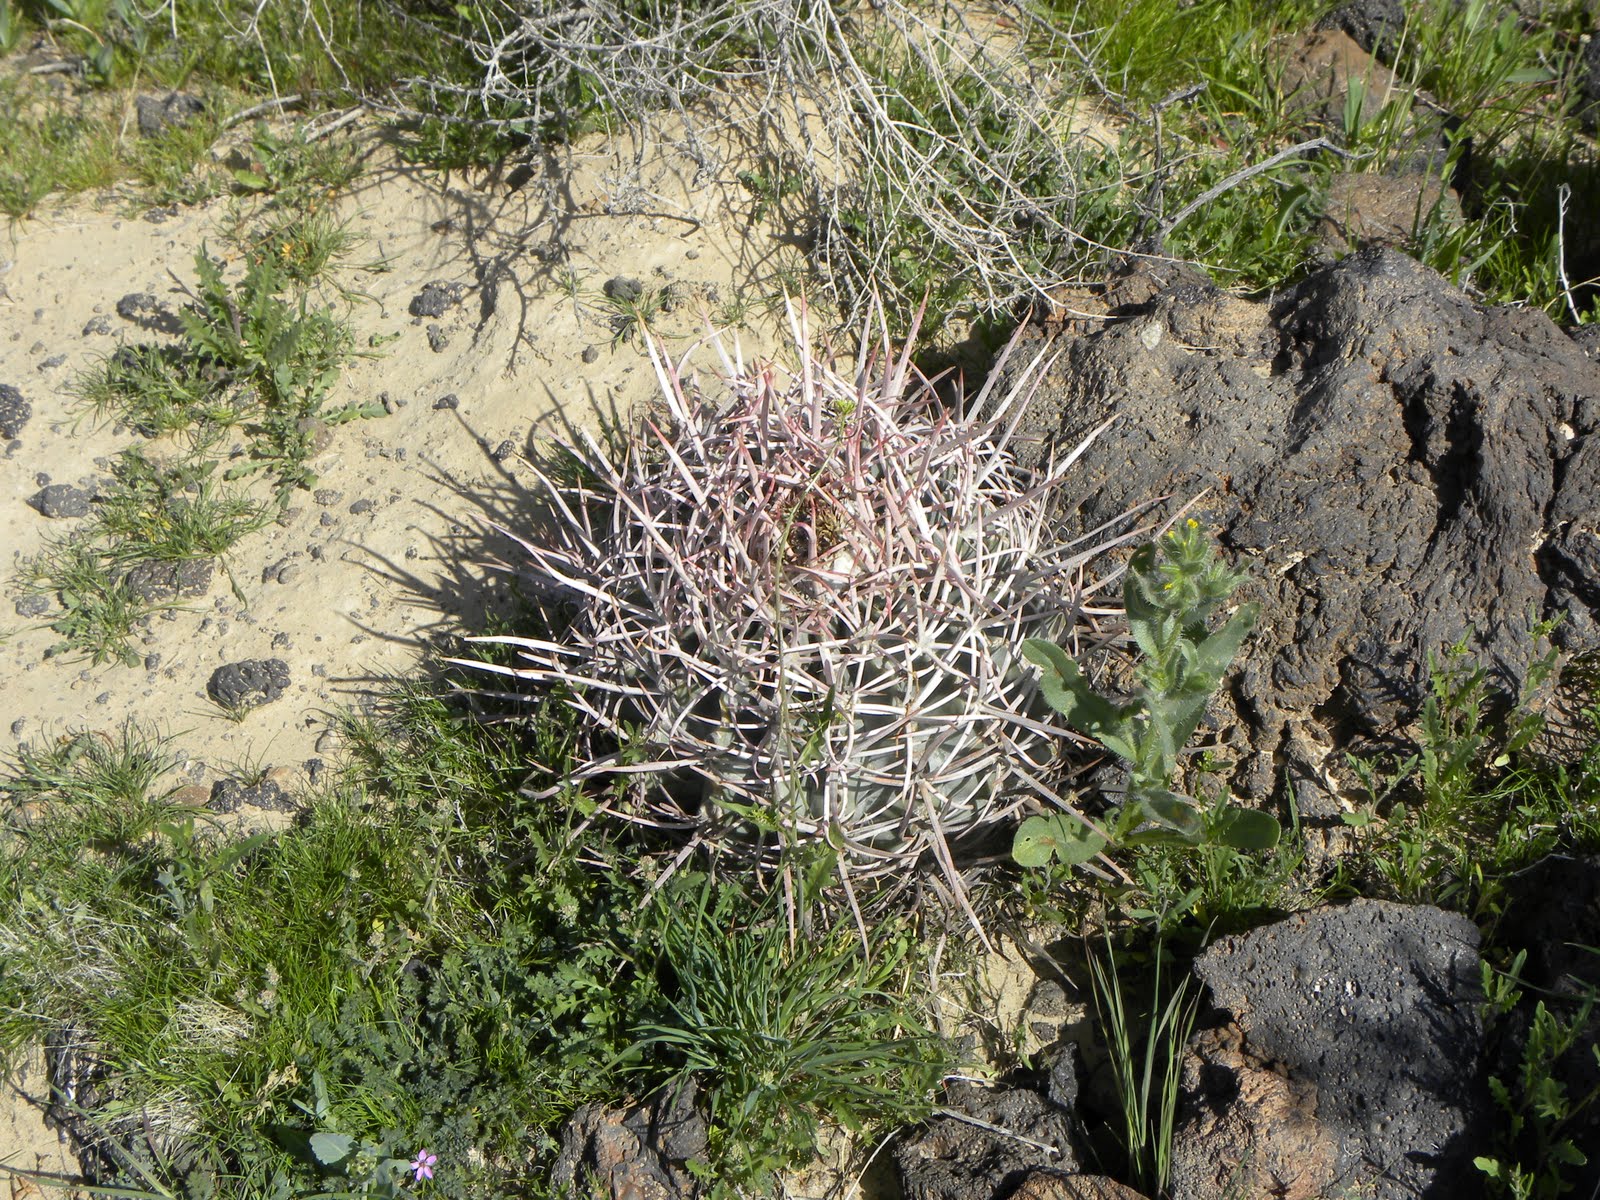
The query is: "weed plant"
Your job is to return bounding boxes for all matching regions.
[1475,951,1600,1199]
[0,682,946,1197]
[1342,629,1600,921]
[1086,933,1197,1198]
[17,243,368,663]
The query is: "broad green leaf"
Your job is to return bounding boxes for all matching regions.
[1012,814,1105,867]
[1210,805,1281,850]
[309,1132,354,1166]
[1193,603,1259,680]
[1138,790,1205,841]
[1021,639,1137,760]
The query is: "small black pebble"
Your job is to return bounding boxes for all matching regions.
[116,292,158,321]
[349,498,374,515]
[409,281,466,318]
[582,345,600,364]
[433,393,459,410]
[604,276,643,303]
[14,594,50,618]
[30,484,92,519]
[0,384,31,440]
[426,324,450,353]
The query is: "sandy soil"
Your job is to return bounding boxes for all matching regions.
[0,116,807,1172]
[1,121,801,789]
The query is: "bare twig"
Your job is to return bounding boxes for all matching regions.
[1557,182,1581,326]
[224,94,306,129]
[930,1106,1063,1156]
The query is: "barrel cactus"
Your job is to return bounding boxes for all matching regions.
[455,309,1124,873]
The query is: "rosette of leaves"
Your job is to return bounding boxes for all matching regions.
[1013,520,1280,869]
[454,307,1129,874]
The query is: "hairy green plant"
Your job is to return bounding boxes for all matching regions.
[178,246,368,496]
[229,123,362,211]
[1014,520,1277,870]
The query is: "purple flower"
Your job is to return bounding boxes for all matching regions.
[409,1151,437,1182]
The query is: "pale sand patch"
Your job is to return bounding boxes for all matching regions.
[0,120,799,798]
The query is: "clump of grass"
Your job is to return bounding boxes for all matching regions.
[0,687,947,1197]
[129,108,227,207]
[632,870,946,1196]
[75,345,235,437]
[0,81,118,220]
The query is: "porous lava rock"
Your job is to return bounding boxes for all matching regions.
[207,658,290,712]
[29,484,91,519]
[994,248,1600,816]
[408,281,467,318]
[208,776,294,814]
[1316,0,1407,60]
[551,1080,707,1200]
[1009,1175,1149,1200]
[123,558,213,604]
[0,384,30,440]
[134,92,204,138]
[896,1080,1080,1200]
[1169,900,1487,1200]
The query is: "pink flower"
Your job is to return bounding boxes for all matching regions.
[409,1151,437,1182]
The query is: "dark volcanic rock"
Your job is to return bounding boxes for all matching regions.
[123,557,213,603]
[604,275,644,303]
[0,385,30,440]
[1573,323,1600,362]
[207,658,291,711]
[116,292,159,320]
[551,1080,707,1200]
[208,776,294,814]
[408,281,466,318]
[996,248,1600,813]
[1316,0,1406,60]
[115,292,183,335]
[1170,900,1487,1200]
[30,484,91,519]
[1010,1176,1149,1200]
[14,594,50,618]
[896,1081,1079,1200]
[135,92,204,138]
